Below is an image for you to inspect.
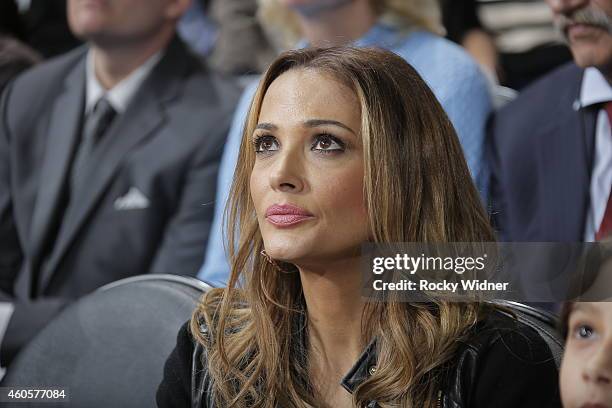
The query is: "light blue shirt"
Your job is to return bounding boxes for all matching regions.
[581,68,612,242]
[198,23,493,286]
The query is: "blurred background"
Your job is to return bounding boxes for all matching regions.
[1,0,572,90]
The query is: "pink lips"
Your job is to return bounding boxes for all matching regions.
[265,204,314,227]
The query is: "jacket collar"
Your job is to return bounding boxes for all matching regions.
[340,339,378,393]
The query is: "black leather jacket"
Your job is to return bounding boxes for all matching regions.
[158,309,563,408]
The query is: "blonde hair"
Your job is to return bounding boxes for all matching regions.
[257,0,443,50]
[192,47,495,407]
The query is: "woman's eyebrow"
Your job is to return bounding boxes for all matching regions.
[303,119,356,135]
[255,123,277,131]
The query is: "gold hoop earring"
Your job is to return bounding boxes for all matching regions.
[260,250,296,274]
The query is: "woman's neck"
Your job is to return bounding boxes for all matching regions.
[297,0,377,47]
[299,257,366,368]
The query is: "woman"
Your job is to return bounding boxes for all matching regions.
[199,0,493,286]
[157,47,560,407]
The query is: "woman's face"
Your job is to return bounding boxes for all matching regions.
[250,68,369,267]
[560,302,612,408]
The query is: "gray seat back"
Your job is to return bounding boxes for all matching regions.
[1,274,210,408]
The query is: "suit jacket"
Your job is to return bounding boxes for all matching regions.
[0,37,240,364]
[488,62,598,242]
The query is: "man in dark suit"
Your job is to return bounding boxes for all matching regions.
[0,0,239,365]
[488,0,612,242]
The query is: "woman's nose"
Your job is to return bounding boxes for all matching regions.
[269,148,305,193]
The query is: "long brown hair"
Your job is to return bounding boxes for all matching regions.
[192,47,495,407]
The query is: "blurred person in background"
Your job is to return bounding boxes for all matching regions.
[208,0,276,76]
[14,0,82,58]
[488,0,612,242]
[1,0,27,42]
[177,0,218,58]
[441,0,573,90]
[0,0,240,366]
[0,0,41,91]
[178,0,276,77]
[0,37,41,92]
[198,0,493,286]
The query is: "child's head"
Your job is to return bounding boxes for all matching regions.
[560,302,612,408]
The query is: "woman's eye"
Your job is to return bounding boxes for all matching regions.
[254,135,279,153]
[312,134,344,153]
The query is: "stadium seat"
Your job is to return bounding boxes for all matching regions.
[493,300,564,368]
[1,274,212,408]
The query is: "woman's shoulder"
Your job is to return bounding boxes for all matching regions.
[443,307,562,407]
[157,319,218,408]
[157,321,201,407]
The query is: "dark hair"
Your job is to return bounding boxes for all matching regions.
[0,1,25,40]
[0,37,40,93]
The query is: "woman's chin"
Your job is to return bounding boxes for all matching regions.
[262,233,312,261]
[262,240,294,260]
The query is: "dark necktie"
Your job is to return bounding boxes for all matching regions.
[71,97,117,190]
[35,98,116,289]
[595,101,612,241]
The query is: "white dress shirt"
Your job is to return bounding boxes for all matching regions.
[582,67,612,241]
[85,49,163,114]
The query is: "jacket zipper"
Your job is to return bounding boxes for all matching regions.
[437,390,442,408]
